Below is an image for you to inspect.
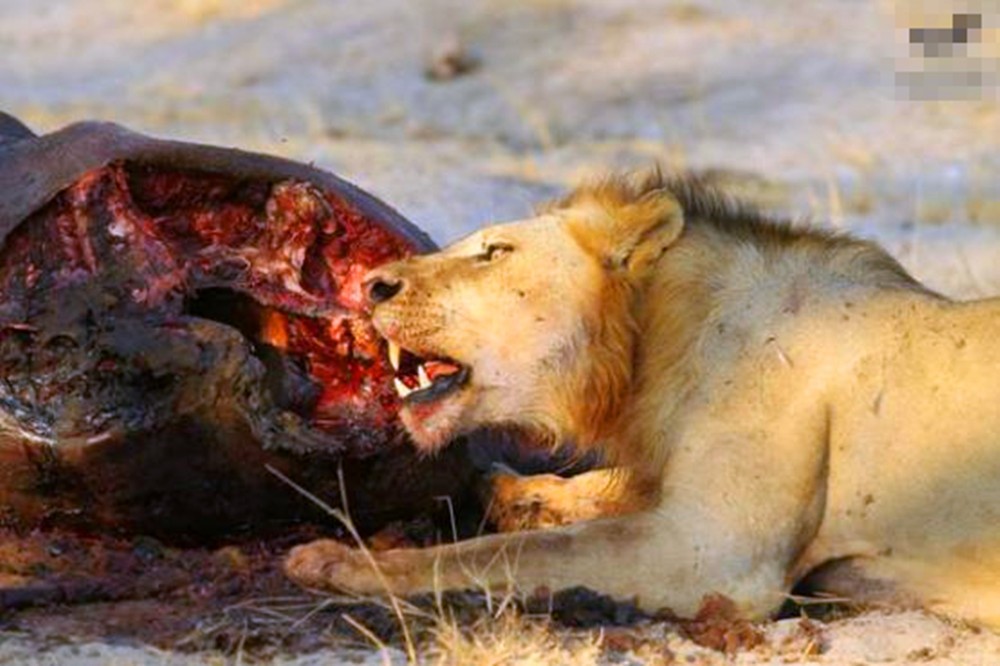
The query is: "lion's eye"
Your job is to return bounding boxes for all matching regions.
[479,243,513,263]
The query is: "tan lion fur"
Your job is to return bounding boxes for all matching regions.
[287,170,1000,627]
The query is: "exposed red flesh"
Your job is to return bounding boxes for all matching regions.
[0,162,412,440]
[0,118,488,549]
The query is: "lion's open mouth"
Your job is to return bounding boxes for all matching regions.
[386,340,470,405]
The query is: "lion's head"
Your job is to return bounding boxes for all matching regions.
[362,179,685,452]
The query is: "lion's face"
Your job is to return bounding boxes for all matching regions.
[363,191,684,452]
[364,213,612,451]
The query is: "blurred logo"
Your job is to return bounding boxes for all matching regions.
[894,1,999,99]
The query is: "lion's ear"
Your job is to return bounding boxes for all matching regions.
[605,191,684,275]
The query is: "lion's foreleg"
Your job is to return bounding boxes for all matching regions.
[285,506,786,618]
[286,512,658,603]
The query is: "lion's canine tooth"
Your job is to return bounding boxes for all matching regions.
[388,341,401,370]
[417,365,431,389]
[393,377,412,398]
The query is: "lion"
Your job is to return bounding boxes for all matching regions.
[286,170,1000,627]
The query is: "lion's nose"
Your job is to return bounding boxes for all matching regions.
[364,271,405,305]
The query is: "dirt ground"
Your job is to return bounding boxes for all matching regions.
[3,0,1000,663]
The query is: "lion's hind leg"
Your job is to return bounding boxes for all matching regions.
[803,549,1000,628]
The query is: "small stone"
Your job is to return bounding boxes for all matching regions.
[425,34,480,81]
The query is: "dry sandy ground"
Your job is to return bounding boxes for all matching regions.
[3,0,1000,663]
[3,609,1000,665]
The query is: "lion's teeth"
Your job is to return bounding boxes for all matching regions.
[417,365,431,389]
[393,377,412,398]
[388,342,400,370]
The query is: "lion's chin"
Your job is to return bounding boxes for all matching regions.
[399,390,474,453]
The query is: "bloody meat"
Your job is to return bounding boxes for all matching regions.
[0,116,478,542]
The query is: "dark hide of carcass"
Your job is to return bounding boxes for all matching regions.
[0,113,479,543]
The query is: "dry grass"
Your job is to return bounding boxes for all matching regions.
[427,613,603,666]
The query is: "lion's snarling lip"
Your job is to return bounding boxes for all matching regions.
[385,339,471,405]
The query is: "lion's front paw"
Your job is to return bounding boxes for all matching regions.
[487,469,621,532]
[284,539,382,595]
[488,471,572,532]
